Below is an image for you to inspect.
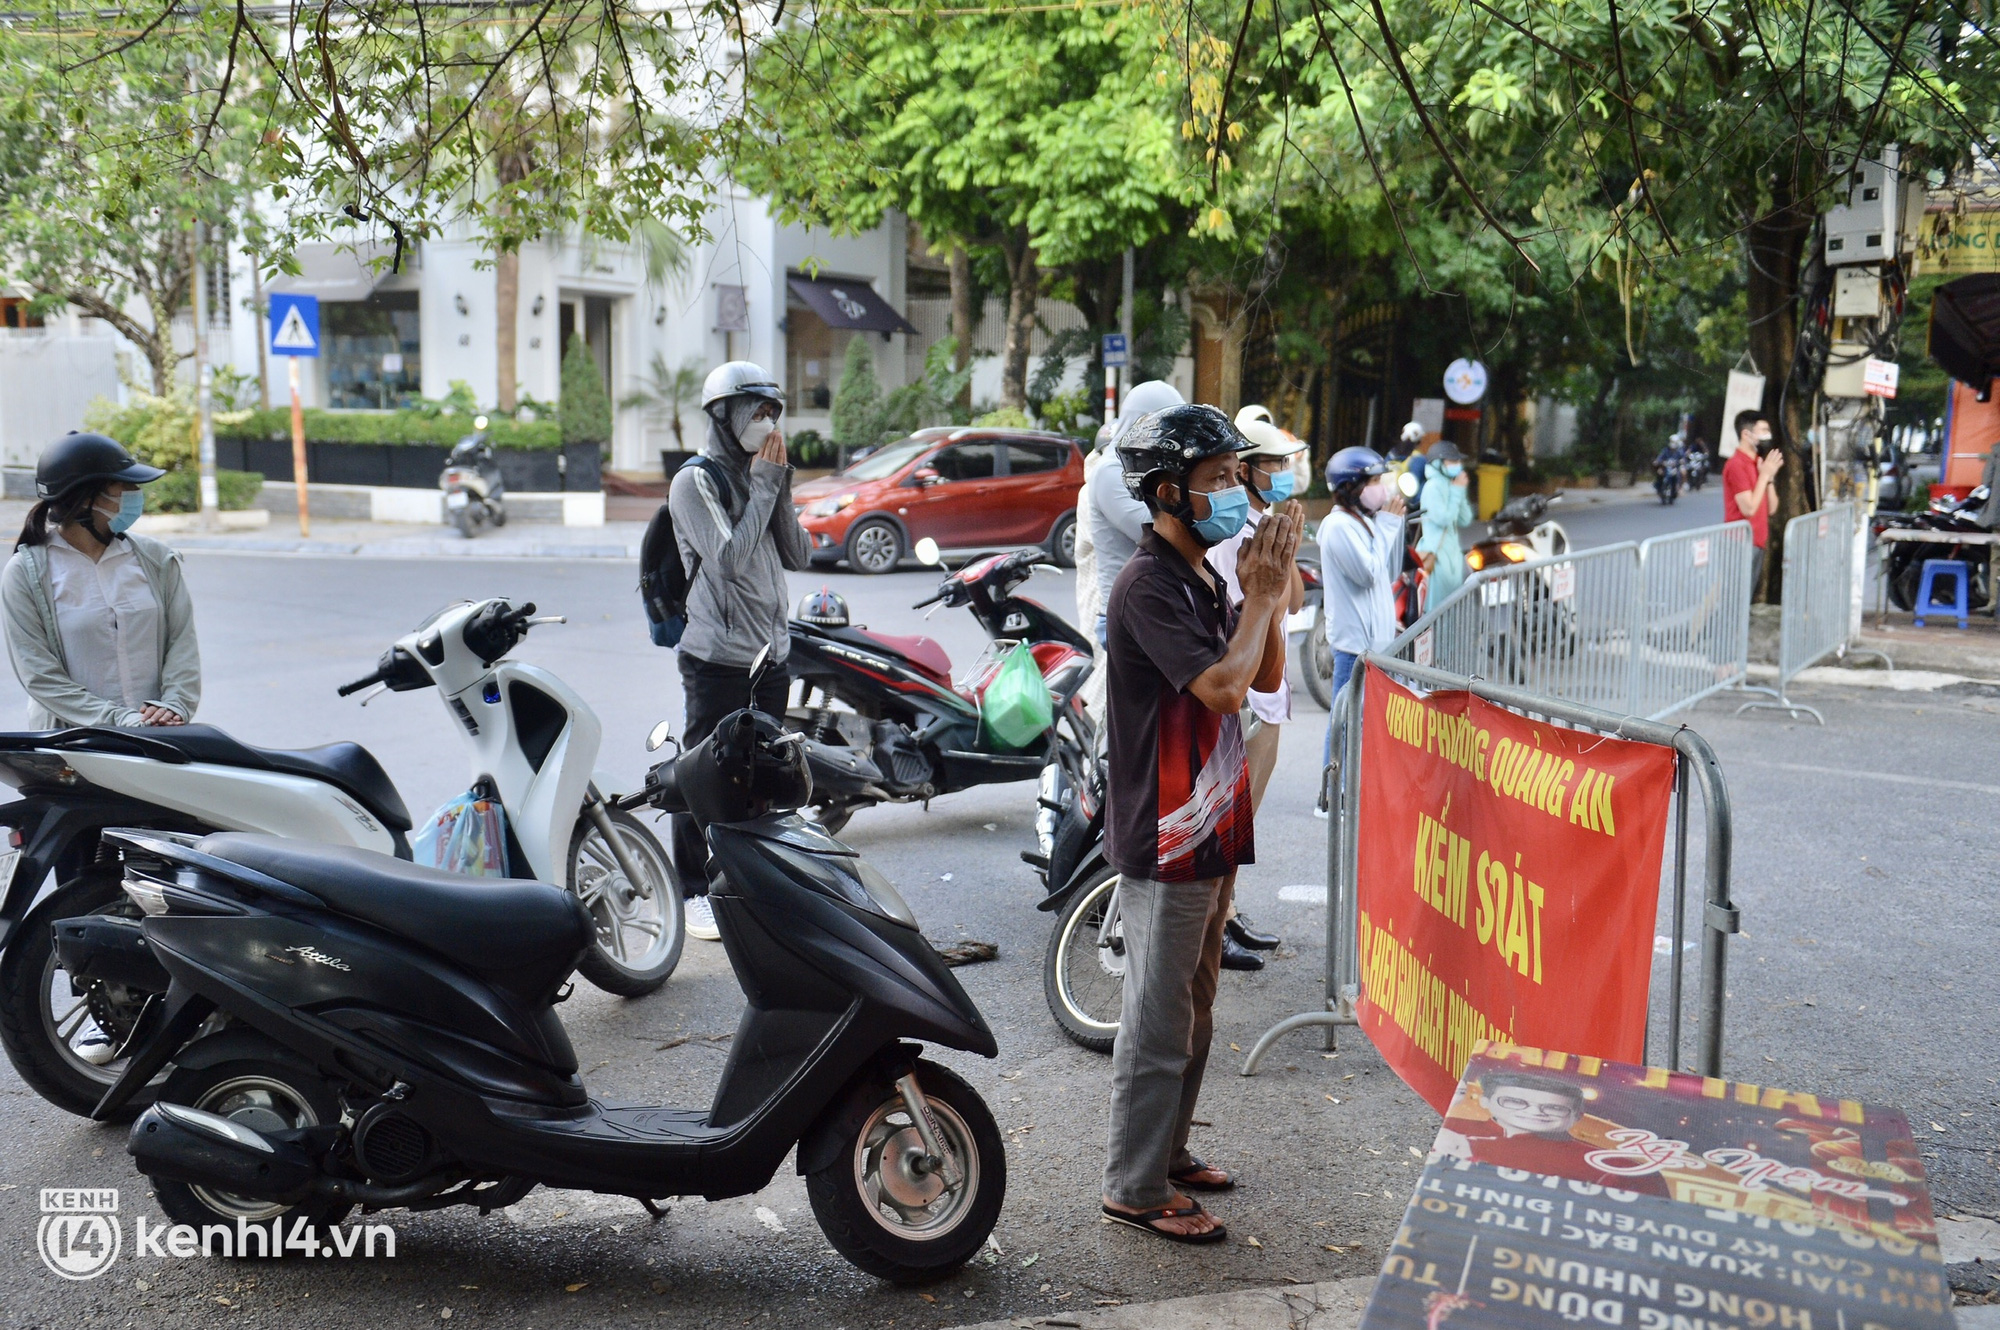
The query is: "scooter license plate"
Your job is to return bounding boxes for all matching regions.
[1480,580,1516,606]
[0,849,20,896]
[445,491,470,509]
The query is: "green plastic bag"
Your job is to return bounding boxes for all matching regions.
[980,643,1054,751]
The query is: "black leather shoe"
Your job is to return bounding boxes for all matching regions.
[1221,933,1265,971]
[1226,914,1281,951]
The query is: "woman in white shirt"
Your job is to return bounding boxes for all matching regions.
[1315,446,1405,812]
[1,433,199,729]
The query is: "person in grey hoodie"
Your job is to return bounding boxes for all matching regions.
[666,361,811,935]
[1085,379,1185,643]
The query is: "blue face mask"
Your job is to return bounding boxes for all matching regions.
[104,489,144,535]
[1439,462,1464,479]
[1256,469,1297,505]
[1190,485,1251,545]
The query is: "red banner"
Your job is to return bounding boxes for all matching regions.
[1353,664,1677,1112]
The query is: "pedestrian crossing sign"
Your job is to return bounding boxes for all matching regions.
[268,294,320,357]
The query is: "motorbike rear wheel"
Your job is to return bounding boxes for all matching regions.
[1300,605,1334,711]
[804,1059,1005,1283]
[1043,867,1123,1053]
[0,868,155,1119]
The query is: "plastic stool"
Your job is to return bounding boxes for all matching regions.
[1914,558,1970,629]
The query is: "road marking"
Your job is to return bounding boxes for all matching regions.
[1734,759,2000,797]
[1279,884,1328,903]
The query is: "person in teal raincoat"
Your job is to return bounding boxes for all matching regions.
[1416,441,1474,608]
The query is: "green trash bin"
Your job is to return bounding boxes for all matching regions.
[1475,463,1510,521]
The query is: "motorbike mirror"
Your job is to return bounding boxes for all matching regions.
[914,537,942,566]
[1397,471,1420,499]
[746,642,773,696]
[473,415,489,431]
[646,719,675,752]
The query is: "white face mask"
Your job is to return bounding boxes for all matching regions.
[738,417,775,454]
[1360,481,1388,512]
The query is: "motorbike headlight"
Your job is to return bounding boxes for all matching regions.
[756,840,918,929]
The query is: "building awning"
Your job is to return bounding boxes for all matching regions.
[266,242,407,301]
[786,274,917,335]
[1930,274,2000,387]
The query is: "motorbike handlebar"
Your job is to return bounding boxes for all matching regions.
[337,669,386,697]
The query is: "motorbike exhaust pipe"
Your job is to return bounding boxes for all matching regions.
[53,915,171,993]
[128,1103,319,1204]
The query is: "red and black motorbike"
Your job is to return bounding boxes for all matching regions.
[786,547,1096,834]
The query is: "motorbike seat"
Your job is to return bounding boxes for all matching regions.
[51,725,412,832]
[196,833,591,1001]
[832,628,953,687]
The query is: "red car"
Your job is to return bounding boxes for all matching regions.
[791,427,1085,574]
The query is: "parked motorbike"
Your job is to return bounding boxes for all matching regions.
[337,597,682,996]
[0,727,413,1117]
[1025,756,1121,1053]
[440,420,507,538]
[87,699,1004,1282]
[1874,485,1995,612]
[785,540,1095,833]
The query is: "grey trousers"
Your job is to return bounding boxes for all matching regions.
[1102,872,1233,1210]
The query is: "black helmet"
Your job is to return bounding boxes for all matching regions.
[1116,403,1250,506]
[796,587,849,628]
[36,432,163,500]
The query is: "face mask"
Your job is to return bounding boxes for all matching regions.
[1439,462,1463,479]
[1256,469,1296,505]
[1755,437,1776,458]
[738,416,775,454]
[1189,485,1250,545]
[99,490,143,535]
[1360,482,1388,512]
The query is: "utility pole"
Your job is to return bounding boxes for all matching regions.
[1119,247,1135,398]
[190,222,220,528]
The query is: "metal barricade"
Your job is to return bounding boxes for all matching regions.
[1390,543,1643,715]
[1632,523,1756,718]
[1242,655,1738,1079]
[1737,503,1887,724]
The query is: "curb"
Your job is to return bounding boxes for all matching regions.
[167,536,640,560]
[945,1276,1375,1330]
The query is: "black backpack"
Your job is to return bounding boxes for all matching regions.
[639,457,713,648]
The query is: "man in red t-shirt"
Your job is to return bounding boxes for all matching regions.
[1722,409,1785,595]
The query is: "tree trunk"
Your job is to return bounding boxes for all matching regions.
[949,243,973,410]
[1743,186,1815,603]
[998,236,1038,409]
[496,248,519,413]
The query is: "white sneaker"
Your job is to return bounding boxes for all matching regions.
[75,1026,118,1066]
[684,895,721,941]
[1311,800,1330,820]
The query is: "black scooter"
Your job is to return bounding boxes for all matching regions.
[81,700,1005,1283]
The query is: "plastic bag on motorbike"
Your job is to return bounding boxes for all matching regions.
[412,792,510,877]
[979,643,1054,751]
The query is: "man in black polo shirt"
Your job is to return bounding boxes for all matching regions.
[1099,404,1300,1243]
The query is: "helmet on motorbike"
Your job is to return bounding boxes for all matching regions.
[1326,445,1388,489]
[35,431,163,500]
[1401,420,1427,447]
[1116,403,1250,509]
[1233,405,1305,459]
[1111,379,1186,449]
[701,360,786,412]
[796,587,850,628]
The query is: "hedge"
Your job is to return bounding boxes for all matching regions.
[150,468,264,513]
[215,409,563,451]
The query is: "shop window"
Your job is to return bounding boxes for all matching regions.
[0,298,44,329]
[785,298,856,415]
[323,292,421,409]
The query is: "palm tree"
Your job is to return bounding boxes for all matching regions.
[619,352,705,448]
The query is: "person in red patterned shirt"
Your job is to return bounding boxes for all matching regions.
[1099,405,1299,1244]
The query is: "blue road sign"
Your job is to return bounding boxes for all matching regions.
[1101,333,1128,368]
[269,294,320,358]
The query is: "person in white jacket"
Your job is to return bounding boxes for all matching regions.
[1085,380,1186,644]
[1316,446,1405,814]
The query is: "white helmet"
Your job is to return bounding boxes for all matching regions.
[702,360,785,412]
[1400,420,1426,446]
[1234,404,1304,459]
[1112,379,1186,449]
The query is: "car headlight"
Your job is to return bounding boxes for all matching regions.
[807,494,856,518]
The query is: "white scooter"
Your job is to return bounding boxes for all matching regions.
[338,597,682,999]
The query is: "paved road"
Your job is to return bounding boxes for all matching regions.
[0,538,1992,1329]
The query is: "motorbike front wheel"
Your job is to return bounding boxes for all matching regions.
[1043,867,1123,1054]
[568,810,683,997]
[0,868,157,1119]
[804,1059,1005,1283]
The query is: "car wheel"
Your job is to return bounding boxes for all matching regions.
[1046,513,1077,568]
[846,518,904,575]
